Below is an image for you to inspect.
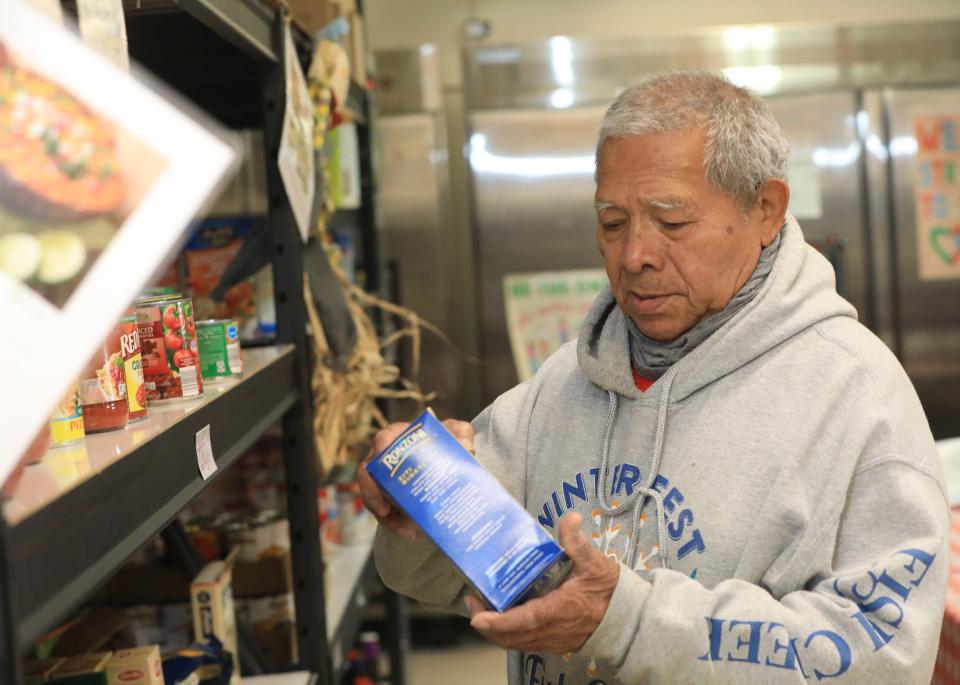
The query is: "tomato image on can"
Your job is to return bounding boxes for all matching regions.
[135,294,203,402]
[119,309,147,421]
[78,326,129,434]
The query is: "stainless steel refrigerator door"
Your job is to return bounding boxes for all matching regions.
[764,92,870,326]
[468,107,606,403]
[882,86,960,439]
[378,113,461,418]
[469,94,870,407]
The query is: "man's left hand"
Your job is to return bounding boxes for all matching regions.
[465,512,620,654]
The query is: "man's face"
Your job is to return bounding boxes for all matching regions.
[595,129,781,341]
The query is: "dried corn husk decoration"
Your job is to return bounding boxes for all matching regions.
[304,255,437,475]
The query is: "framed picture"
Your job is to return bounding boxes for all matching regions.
[0,0,238,482]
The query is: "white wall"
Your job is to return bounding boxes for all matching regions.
[366,0,960,87]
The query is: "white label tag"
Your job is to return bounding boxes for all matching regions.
[195,424,216,480]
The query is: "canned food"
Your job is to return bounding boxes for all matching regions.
[78,325,129,433]
[196,319,243,380]
[119,309,147,421]
[49,383,84,447]
[141,286,178,298]
[135,294,204,402]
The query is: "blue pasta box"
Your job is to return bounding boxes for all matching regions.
[366,409,572,612]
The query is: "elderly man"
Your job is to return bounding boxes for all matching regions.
[357,70,948,684]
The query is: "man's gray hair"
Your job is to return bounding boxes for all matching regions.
[597,70,789,210]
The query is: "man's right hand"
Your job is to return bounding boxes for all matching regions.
[356,418,476,542]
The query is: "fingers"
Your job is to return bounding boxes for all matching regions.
[356,422,417,540]
[442,418,475,453]
[559,512,594,565]
[355,461,390,516]
[356,469,417,541]
[367,422,411,461]
[464,594,486,617]
[470,598,547,649]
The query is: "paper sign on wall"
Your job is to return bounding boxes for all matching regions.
[786,150,823,221]
[0,0,237,487]
[277,23,315,243]
[503,269,608,381]
[77,0,129,70]
[912,112,960,280]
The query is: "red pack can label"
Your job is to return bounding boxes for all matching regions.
[136,297,204,402]
[119,310,147,420]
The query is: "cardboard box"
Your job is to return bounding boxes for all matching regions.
[23,657,66,685]
[47,652,111,685]
[279,0,334,34]
[366,410,571,612]
[191,549,240,685]
[102,552,291,606]
[105,646,163,685]
[47,607,126,657]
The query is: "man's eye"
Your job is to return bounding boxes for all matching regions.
[661,220,689,230]
[602,222,624,230]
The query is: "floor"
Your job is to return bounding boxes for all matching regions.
[407,637,506,685]
[405,618,507,685]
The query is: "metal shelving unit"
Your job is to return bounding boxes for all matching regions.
[0,2,388,684]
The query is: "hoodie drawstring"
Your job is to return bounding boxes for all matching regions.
[596,363,680,570]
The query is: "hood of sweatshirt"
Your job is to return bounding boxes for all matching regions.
[577,214,857,402]
[575,215,858,569]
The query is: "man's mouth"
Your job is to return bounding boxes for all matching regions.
[628,292,672,314]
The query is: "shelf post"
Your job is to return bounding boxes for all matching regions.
[0,522,21,685]
[262,11,332,684]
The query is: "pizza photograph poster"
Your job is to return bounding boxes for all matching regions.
[0,0,238,483]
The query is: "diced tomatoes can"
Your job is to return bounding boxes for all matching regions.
[119,309,147,421]
[135,294,204,402]
[78,325,129,433]
[196,319,243,380]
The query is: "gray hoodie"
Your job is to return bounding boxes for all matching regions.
[373,215,949,684]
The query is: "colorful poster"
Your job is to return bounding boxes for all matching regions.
[0,0,238,485]
[277,23,315,243]
[503,269,608,381]
[913,113,960,280]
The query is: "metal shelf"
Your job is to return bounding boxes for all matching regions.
[0,1,379,682]
[6,346,297,652]
[324,525,377,673]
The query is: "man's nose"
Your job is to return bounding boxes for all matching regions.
[621,223,664,273]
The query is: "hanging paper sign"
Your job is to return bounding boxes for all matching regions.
[503,269,609,381]
[912,112,960,280]
[77,0,130,70]
[277,23,316,243]
[26,0,62,23]
[0,0,238,486]
[786,148,823,220]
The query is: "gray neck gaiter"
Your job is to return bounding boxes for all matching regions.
[628,231,781,380]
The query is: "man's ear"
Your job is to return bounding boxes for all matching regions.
[755,178,789,247]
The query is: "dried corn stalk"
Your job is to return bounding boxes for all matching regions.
[304,257,437,475]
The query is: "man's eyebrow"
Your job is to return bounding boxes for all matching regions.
[595,197,697,213]
[646,197,696,211]
[594,200,619,212]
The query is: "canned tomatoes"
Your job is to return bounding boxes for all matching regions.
[196,319,243,380]
[119,309,147,421]
[135,294,204,402]
[79,326,130,433]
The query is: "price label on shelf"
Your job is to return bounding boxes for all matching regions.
[195,424,217,480]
